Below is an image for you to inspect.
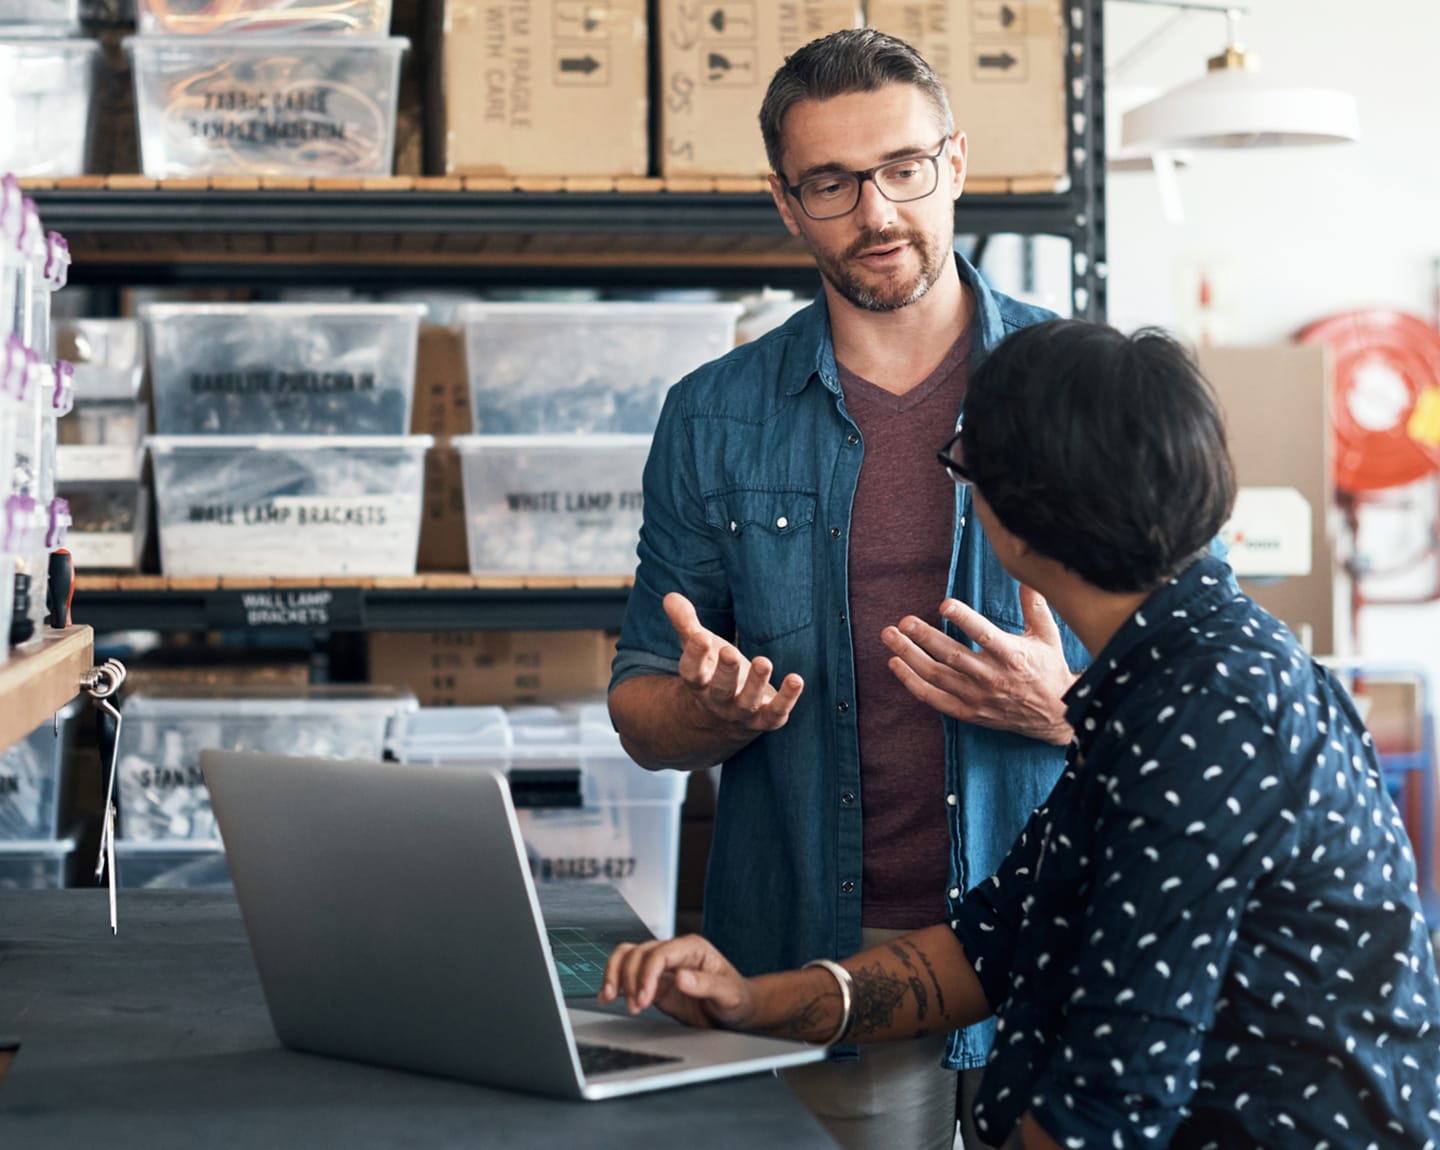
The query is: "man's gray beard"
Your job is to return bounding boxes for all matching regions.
[811,232,948,313]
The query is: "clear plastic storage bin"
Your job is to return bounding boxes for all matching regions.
[0,836,73,888]
[459,302,742,435]
[115,840,231,889]
[0,38,96,176]
[116,685,416,842]
[53,316,146,417]
[57,475,148,570]
[143,303,423,435]
[0,702,74,839]
[148,434,431,577]
[398,704,688,938]
[136,0,391,36]
[0,0,77,32]
[453,434,649,575]
[126,36,409,178]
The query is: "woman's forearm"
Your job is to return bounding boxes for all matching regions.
[746,924,992,1044]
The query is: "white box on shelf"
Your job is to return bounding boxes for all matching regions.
[458,302,741,435]
[116,686,416,843]
[125,35,409,178]
[452,433,649,576]
[143,303,423,436]
[397,704,688,938]
[0,702,76,840]
[147,434,431,577]
[0,38,97,176]
[136,0,391,36]
[0,837,74,888]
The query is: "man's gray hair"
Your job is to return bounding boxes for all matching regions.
[758,28,955,177]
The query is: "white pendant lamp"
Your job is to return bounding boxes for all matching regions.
[1119,9,1360,152]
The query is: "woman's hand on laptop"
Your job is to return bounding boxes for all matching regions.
[599,936,755,1031]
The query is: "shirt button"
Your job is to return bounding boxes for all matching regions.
[948,887,960,900]
[775,516,788,529]
[830,526,842,539]
[841,880,855,894]
[951,919,959,930]
[946,793,957,806]
[838,612,847,625]
[846,433,859,446]
[729,520,738,533]
[837,700,850,713]
[960,515,967,528]
[840,792,855,806]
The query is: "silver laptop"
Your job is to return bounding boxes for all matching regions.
[200,749,826,1100]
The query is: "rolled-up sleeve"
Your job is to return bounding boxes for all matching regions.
[611,381,735,691]
[1027,706,1302,1149]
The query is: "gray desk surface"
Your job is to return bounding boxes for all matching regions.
[0,889,837,1149]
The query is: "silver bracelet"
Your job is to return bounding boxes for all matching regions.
[801,958,854,1046]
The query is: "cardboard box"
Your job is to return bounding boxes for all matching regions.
[1201,345,1336,655]
[866,0,1066,184]
[433,0,648,176]
[412,326,472,572]
[368,630,617,706]
[657,1,861,177]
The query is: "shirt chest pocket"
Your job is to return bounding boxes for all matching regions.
[703,489,817,645]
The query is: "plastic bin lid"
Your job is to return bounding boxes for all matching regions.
[123,684,418,718]
[113,839,223,854]
[0,38,99,57]
[147,434,435,452]
[401,703,622,761]
[123,33,410,52]
[0,836,77,855]
[451,433,652,451]
[139,301,426,320]
[457,301,743,321]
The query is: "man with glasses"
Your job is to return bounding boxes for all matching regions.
[608,28,1086,1149]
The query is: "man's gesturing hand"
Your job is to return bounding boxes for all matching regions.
[882,586,1076,746]
[664,592,804,736]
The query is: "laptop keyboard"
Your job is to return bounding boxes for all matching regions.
[546,927,613,997]
[576,1042,683,1077]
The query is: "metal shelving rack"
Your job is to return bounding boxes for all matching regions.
[34,1,1106,634]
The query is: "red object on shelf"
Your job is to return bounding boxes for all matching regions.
[1297,309,1440,494]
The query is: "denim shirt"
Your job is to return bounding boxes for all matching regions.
[610,250,1090,1069]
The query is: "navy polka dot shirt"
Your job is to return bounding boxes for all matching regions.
[952,557,1440,1149]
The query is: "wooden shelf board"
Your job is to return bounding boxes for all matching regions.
[0,626,94,754]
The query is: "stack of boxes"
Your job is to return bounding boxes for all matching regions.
[0,0,99,176]
[141,302,431,578]
[112,685,416,887]
[125,0,409,177]
[0,172,74,657]
[0,703,76,888]
[452,301,741,576]
[53,318,150,572]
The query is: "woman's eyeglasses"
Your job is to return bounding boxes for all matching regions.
[936,428,977,486]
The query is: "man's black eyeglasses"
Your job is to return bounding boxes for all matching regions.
[936,428,977,486]
[782,137,950,222]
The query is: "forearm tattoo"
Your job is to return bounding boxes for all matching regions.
[847,938,952,1040]
[756,987,838,1042]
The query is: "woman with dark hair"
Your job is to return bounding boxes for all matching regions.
[602,320,1440,1150]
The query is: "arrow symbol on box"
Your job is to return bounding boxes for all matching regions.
[1000,4,1016,27]
[560,55,602,74]
[978,51,1018,70]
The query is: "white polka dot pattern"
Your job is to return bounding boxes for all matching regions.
[952,558,1440,1149]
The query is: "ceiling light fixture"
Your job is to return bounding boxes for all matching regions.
[1113,1,1360,153]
